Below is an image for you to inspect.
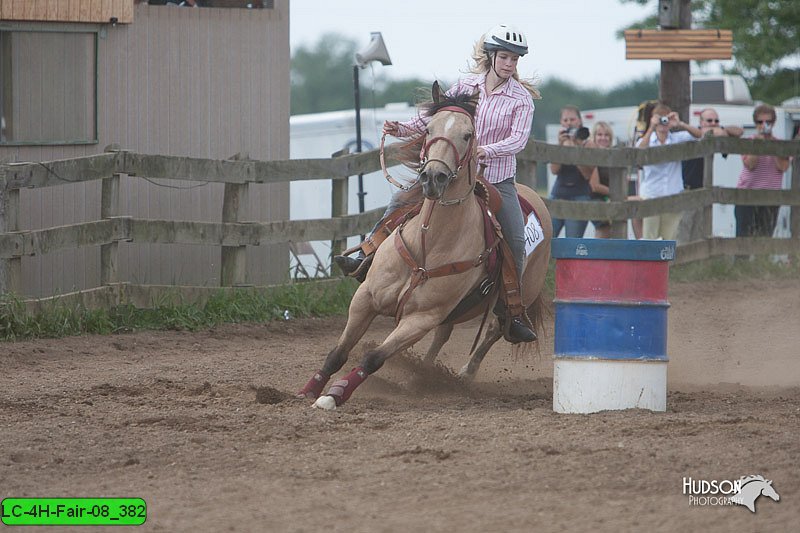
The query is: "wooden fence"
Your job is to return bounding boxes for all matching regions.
[1,137,799,312]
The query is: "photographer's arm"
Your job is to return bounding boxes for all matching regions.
[636,127,652,148]
[678,121,703,138]
[775,154,790,172]
[587,168,608,196]
[723,125,744,137]
[550,131,574,173]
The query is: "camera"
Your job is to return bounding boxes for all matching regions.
[659,116,670,125]
[562,126,590,141]
[761,123,773,136]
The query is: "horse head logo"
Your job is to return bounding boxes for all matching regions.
[731,475,780,513]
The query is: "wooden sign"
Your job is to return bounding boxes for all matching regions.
[625,29,732,61]
[0,0,134,24]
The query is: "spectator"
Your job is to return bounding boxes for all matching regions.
[550,105,594,238]
[681,107,744,190]
[635,102,702,240]
[735,103,790,237]
[586,121,613,238]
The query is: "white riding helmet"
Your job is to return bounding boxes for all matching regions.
[483,24,528,56]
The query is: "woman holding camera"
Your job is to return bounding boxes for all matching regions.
[549,105,594,238]
[635,102,702,240]
[735,103,790,237]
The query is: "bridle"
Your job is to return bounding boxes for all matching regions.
[381,105,476,205]
[390,104,494,323]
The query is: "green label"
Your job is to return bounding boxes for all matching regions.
[1,498,146,526]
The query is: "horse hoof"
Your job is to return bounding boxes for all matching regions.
[457,365,476,381]
[312,395,337,411]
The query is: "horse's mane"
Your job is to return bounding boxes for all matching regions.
[422,91,478,119]
[393,91,478,172]
[740,475,768,485]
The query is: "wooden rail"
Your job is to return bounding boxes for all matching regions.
[1,137,799,311]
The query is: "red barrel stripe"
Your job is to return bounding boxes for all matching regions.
[555,259,669,302]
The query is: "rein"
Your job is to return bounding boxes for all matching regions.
[380,133,416,191]
[381,105,477,204]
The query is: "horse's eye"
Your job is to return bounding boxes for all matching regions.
[464,132,473,141]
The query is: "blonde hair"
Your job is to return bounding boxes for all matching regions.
[469,36,541,99]
[591,121,614,144]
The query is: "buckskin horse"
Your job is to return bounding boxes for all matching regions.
[297,82,552,410]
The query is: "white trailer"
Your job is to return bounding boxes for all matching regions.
[289,103,420,276]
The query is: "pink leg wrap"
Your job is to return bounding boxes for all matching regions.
[326,367,368,406]
[296,370,330,399]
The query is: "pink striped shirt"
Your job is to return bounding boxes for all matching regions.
[395,73,534,184]
[737,136,787,190]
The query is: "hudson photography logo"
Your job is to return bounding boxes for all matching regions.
[682,475,781,512]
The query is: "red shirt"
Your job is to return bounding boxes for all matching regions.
[737,135,787,190]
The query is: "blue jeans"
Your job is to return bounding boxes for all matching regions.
[551,194,591,238]
[493,177,526,277]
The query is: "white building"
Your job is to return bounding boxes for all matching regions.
[289,102,420,276]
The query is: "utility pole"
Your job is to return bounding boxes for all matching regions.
[658,0,692,121]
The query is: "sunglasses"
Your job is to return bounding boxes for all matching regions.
[756,120,774,125]
[703,118,719,123]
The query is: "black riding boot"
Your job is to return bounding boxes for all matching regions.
[505,317,537,344]
[494,301,537,344]
[333,251,370,283]
[333,254,363,275]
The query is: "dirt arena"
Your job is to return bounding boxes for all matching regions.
[1,278,798,532]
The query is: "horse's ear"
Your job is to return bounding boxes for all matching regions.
[432,81,443,104]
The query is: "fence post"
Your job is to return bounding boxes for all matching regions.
[101,147,122,286]
[792,156,800,244]
[220,153,250,287]
[701,153,714,239]
[608,167,627,239]
[330,149,350,272]
[0,166,21,295]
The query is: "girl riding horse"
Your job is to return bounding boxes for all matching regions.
[335,23,540,345]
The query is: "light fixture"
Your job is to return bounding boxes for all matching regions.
[352,33,391,214]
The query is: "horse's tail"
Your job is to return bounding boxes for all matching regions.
[511,293,550,360]
[527,292,549,344]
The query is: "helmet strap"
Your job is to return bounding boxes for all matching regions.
[488,52,509,92]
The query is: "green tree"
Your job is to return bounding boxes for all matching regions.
[291,33,430,115]
[291,34,358,115]
[619,0,800,103]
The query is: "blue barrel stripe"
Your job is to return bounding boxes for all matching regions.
[552,238,676,262]
[554,302,668,361]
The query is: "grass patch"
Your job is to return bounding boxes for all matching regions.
[3,254,796,341]
[670,255,800,283]
[0,279,358,342]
